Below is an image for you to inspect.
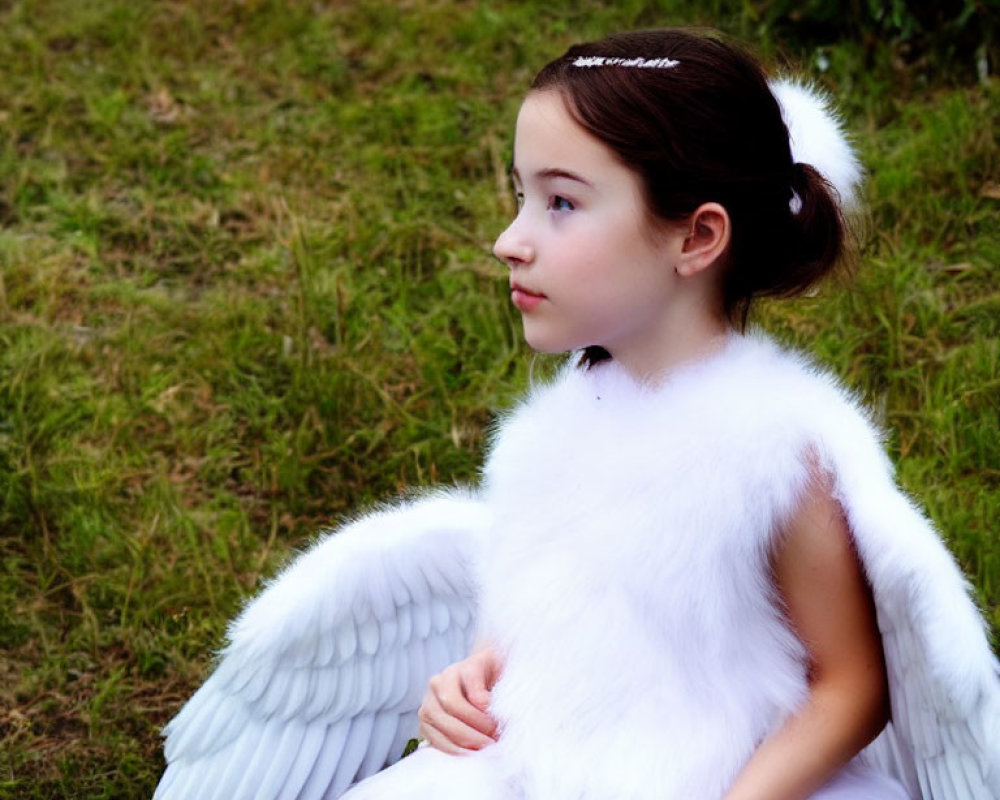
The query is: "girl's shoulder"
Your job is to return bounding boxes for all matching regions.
[698,332,890,465]
[705,331,856,405]
[618,331,877,438]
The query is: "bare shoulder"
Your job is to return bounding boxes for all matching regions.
[775,472,862,608]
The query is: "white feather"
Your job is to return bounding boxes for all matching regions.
[296,719,351,800]
[357,712,403,780]
[330,714,375,797]
[769,78,863,210]
[275,723,326,800]
[154,489,488,800]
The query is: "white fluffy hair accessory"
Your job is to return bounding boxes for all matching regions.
[768,78,862,212]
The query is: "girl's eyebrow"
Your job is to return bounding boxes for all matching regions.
[510,166,594,188]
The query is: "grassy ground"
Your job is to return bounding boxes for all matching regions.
[0,1,997,797]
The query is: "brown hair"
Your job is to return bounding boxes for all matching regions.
[530,29,850,341]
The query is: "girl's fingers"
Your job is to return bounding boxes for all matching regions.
[427,669,497,736]
[433,683,497,739]
[419,692,496,751]
[457,672,497,736]
[439,687,496,737]
[417,647,504,753]
[419,718,465,756]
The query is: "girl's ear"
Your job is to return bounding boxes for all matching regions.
[675,202,730,278]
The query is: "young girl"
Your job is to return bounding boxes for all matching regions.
[155,29,999,800]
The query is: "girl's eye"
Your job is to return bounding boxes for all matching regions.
[549,195,574,212]
[515,191,525,209]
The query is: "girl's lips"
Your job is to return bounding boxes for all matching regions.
[511,285,545,312]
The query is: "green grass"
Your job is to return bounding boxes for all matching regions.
[0,1,997,796]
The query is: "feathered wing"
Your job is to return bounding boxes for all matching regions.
[818,406,1000,800]
[154,487,490,800]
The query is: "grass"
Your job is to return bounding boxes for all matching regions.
[0,1,997,796]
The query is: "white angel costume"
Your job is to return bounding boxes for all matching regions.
[155,332,999,800]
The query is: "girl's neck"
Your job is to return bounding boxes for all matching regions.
[605,309,732,385]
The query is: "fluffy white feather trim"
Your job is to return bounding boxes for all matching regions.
[769,78,862,211]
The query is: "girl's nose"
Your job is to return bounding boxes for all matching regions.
[493,221,534,268]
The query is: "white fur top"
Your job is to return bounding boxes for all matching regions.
[475,332,998,799]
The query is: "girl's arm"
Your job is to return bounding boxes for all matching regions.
[418,638,502,754]
[723,473,890,800]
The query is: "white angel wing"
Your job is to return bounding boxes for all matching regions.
[823,424,1000,800]
[154,487,490,800]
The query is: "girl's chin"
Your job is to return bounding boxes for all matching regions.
[519,315,594,354]
[521,329,586,356]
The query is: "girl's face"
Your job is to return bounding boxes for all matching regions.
[494,90,690,370]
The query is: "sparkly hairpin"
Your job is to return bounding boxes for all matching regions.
[572,56,680,69]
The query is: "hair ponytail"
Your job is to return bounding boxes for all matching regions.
[787,161,849,286]
[724,162,849,327]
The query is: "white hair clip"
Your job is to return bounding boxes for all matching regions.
[572,56,680,69]
[768,78,862,212]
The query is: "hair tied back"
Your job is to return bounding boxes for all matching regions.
[768,79,862,212]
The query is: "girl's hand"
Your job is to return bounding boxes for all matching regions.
[418,645,503,754]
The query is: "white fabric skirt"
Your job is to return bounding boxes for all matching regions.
[341,746,512,800]
[341,746,911,800]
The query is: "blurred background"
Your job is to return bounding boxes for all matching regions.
[1,1,997,796]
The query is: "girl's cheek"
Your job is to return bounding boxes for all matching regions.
[548,210,579,231]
